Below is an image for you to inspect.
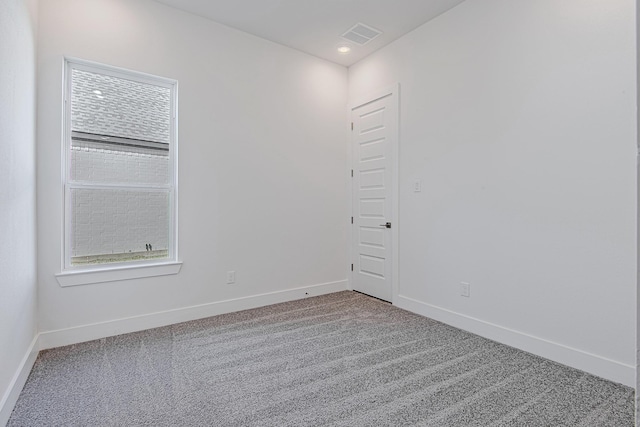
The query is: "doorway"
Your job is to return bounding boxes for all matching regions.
[350,86,398,302]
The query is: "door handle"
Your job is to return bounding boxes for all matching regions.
[379,222,391,229]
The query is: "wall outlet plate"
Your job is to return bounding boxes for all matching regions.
[227,271,236,284]
[460,282,470,297]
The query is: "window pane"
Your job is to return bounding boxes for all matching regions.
[70,188,170,266]
[70,137,169,185]
[71,69,170,143]
[70,69,170,185]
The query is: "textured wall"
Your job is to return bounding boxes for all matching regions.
[70,144,170,257]
[71,143,168,185]
[71,187,169,257]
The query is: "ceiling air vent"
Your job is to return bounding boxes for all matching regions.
[341,23,382,46]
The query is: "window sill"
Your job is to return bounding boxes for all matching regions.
[56,261,182,287]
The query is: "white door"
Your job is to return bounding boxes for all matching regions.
[351,90,396,302]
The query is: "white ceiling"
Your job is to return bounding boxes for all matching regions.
[153,0,466,67]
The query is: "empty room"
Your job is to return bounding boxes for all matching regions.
[1,0,638,425]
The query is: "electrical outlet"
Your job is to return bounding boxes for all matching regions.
[460,282,470,297]
[227,271,236,284]
[413,179,422,192]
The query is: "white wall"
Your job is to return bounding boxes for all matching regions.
[349,0,637,385]
[37,0,348,338]
[0,0,38,423]
[636,0,640,418]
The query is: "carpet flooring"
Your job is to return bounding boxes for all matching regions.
[8,291,635,426]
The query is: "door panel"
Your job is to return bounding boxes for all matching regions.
[351,93,395,302]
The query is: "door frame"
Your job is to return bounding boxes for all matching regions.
[347,83,400,304]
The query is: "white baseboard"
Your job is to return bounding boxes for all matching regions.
[0,334,40,427]
[39,280,348,350]
[395,294,635,388]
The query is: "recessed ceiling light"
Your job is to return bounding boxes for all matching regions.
[337,45,351,54]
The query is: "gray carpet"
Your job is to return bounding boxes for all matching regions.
[8,291,635,426]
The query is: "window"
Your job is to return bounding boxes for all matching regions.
[60,58,179,283]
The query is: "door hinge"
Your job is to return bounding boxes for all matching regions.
[351,122,354,131]
[351,264,354,271]
[351,216,353,224]
[351,169,353,177]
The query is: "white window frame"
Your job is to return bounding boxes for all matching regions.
[56,58,181,287]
